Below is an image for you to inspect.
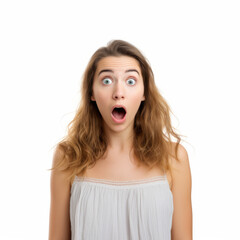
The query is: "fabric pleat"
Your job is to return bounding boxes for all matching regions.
[70,175,173,240]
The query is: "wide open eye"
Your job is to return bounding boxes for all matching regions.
[127,78,136,85]
[102,78,112,85]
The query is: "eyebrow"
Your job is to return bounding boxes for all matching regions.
[98,69,140,76]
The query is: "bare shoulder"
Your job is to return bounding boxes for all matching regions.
[166,143,190,190]
[49,145,72,239]
[52,145,66,169]
[51,145,72,187]
[169,142,192,195]
[168,142,192,193]
[169,142,193,239]
[169,142,190,172]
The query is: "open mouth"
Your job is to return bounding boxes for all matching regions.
[112,107,126,120]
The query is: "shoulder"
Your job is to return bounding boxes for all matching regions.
[166,143,190,190]
[51,145,72,188]
[49,145,72,239]
[169,142,192,199]
[169,142,193,238]
[52,145,65,167]
[169,142,190,171]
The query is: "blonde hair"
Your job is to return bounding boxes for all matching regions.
[50,40,184,184]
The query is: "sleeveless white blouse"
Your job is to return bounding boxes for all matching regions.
[70,175,173,240]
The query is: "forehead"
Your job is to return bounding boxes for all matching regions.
[95,56,142,75]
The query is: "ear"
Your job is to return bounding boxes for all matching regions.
[141,95,145,101]
[91,94,95,101]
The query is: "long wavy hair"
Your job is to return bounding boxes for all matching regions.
[50,40,184,185]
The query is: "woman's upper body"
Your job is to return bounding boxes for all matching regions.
[49,142,192,240]
[49,40,192,240]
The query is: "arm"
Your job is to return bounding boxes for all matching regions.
[171,144,192,240]
[49,147,71,240]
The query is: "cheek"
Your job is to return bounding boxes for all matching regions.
[93,92,109,113]
[129,92,144,110]
[129,87,144,101]
[95,91,108,103]
[92,84,104,101]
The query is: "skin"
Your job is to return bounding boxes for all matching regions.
[49,148,71,240]
[170,143,192,240]
[91,56,145,153]
[49,56,192,240]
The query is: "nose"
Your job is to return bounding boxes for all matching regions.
[112,81,125,100]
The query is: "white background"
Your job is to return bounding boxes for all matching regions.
[0,0,239,239]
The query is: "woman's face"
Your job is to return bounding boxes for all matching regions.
[91,56,145,133]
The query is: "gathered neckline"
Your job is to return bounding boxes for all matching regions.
[74,175,168,186]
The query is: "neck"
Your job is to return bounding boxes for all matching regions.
[103,124,134,153]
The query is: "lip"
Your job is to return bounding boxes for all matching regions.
[111,105,127,123]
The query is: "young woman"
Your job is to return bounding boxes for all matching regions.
[49,40,192,240]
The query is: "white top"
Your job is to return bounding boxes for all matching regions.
[70,175,174,240]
